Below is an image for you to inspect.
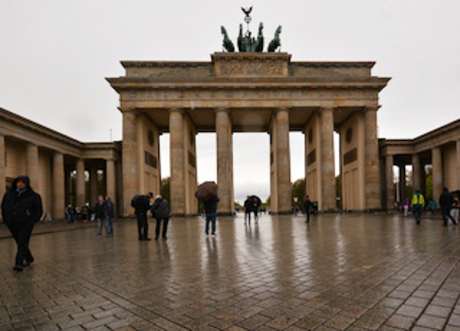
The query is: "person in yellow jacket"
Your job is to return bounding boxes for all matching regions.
[411,189,425,225]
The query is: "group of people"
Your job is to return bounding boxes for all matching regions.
[131,192,170,241]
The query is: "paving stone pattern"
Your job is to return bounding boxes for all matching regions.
[1,213,460,330]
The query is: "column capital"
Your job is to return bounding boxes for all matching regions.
[214,107,230,114]
[168,107,184,114]
[118,107,136,113]
[274,107,290,113]
[319,106,336,112]
[363,105,381,112]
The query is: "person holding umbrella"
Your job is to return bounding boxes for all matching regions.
[249,195,262,225]
[196,182,219,237]
[244,196,251,225]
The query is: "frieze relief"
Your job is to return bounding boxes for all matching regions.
[219,61,284,76]
[123,88,377,102]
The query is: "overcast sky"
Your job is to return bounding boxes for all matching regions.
[1,1,459,203]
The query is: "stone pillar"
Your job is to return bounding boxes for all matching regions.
[106,159,116,202]
[76,159,85,207]
[385,155,395,210]
[53,152,65,219]
[364,108,381,210]
[456,140,460,190]
[412,154,421,191]
[215,108,234,215]
[26,143,39,187]
[432,147,443,201]
[274,108,292,213]
[0,135,5,208]
[320,108,336,211]
[122,110,138,216]
[169,109,186,215]
[89,166,98,204]
[399,164,406,201]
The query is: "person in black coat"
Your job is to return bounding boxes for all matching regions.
[439,187,457,226]
[132,192,152,240]
[95,195,107,237]
[204,195,219,237]
[1,176,43,271]
[244,196,251,224]
[151,195,170,240]
[303,194,312,223]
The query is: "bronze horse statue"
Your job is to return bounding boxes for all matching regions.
[268,25,282,52]
[221,26,235,52]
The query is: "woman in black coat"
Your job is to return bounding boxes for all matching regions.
[151,195,170,240]
[1,176,43,271]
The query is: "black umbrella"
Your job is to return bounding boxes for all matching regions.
[249,195,262,208]
[196,181,218,202]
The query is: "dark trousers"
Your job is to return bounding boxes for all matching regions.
[155,218,169,239]
[305,211,310,223]
[136,213,148,239]
[412,206,422,222]
[7,222,34,266]
[441,207,456,225]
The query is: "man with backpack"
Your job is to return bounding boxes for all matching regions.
[411,189,425,225]
[131,192,153,241]
[151,195,170,240]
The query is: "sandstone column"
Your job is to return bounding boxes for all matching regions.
[122,110,138,216]
[364,108,381,209]
[26,143,39,187]
[412,154,421,191]
[76,159,86,207]
[399,164,407,201]
[53,152,65,219]
[432,147,443,201]
[385,155,395,210]
[0,135,5,205]
[320,107,336,211]
[169,108,185,215]
[216,108,234,215]
[275,108,291,213]
[456,140,460,190]
[106,159,116,202]
[89,166,98,204]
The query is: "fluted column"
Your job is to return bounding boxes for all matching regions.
[216,108,234,215]
[364,108,381,209]
[26,143,39,188]
[320,108,336,211]
[53,152,65,219]
[89,166,98,204]
[0,135,5,209]
[122,110,138,216]
[106,159,116,201]
[275,108,291,213]
[76,159,85,207]
[412,154,421,191]
[386,155,395,210]
[456,140,460,190]
[432,147,443,201]
[169,109,185,215]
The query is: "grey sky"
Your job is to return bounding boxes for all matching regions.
[1,1,459,203]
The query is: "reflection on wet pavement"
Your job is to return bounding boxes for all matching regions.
[1,213,460,330]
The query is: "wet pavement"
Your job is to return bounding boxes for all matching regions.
[1,213,460,331]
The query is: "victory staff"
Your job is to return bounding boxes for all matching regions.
[2,176,43,271]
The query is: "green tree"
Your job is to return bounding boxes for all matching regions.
[161,177,170,204]
[264,196,271,207]
[292,178,306,206]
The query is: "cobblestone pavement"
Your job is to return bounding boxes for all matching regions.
[1,213,460,331]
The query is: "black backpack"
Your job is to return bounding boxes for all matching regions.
[131,195,140,208]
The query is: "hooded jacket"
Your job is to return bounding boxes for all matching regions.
[439,188,453,208]
[151,196,170,219]
[1,176,43,224]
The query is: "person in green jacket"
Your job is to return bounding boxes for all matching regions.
[411,189,425,224]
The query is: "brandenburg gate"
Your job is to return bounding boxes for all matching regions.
[108,52,389,216]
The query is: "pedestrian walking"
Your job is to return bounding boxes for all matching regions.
[439,187,457,226]
[95,195,107,237]
[450,193,460,225]
[105,196,115,236]
[131,192,153,240]
[410,189,425,225]
[1,176,43,271]
[151,195,170,240]
[427,200,437,215]
[204,195,219,237]
[402,198,410,216]
[303,194,312,223]
[65,204,74,223]
[244,196,251,224]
